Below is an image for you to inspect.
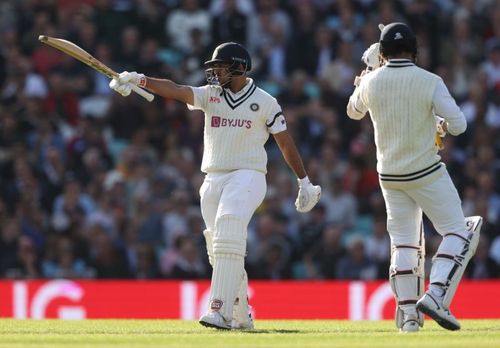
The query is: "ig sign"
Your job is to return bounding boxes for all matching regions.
[12,280,85,319]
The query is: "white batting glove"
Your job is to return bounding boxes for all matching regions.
[362,43,381,70]
[295,177,322,213]
[109,71,146,97]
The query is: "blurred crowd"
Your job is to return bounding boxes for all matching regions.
[0,0,499,281]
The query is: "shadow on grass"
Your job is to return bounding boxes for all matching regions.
[243,329,300,334]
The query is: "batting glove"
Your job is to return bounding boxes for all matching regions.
[362,43,381,70]
[435,115,447,138]
[295,177,322,213]
[109,71,146,97]
[434,115,446,151]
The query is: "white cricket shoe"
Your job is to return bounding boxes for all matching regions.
[416,293,460,331]
[400,312,420,333]
[232,305,254,330]
[199,312,232,330]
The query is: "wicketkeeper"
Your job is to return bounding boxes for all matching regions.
[347,22,482,332]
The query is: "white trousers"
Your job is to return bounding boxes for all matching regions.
[200,169,266,320]
[381,171,466,246]
[200,169,266,229]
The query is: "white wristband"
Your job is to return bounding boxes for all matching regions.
[298,176,310,186]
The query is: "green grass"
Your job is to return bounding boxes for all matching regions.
[0,319,499,348]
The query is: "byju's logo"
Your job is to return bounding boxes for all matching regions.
[210,115,252,129]
[209,96,221,103]
[211,116,221,127]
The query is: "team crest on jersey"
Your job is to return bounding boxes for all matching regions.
[250,103,259,111]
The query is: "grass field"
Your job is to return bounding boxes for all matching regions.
[0,319,499,348]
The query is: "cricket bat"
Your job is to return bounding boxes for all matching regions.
[38,35,154,102]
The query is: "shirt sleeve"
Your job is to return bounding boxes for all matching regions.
[187,86,209,111]
[347,84,368,120]
[432,78,467,136]
[265,100,287,134]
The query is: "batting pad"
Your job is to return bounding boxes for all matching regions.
[430,216,482,309]
[206,227,250,324]
[390,246,424,328]
[209,215,247,320]
[233,270,249,324]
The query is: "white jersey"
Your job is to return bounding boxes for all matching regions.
[347,59,467,188]
[188,78,286,174]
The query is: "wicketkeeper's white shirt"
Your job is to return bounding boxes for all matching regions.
[188,78,287,174]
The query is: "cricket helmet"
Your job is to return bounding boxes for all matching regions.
[379,22,417,58]
[204,42,251,86]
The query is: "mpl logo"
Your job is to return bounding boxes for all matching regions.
[209,96,221,103]
[211,116,221,127]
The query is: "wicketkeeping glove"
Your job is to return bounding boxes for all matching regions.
[109,71,146,97]
[295,177,322,213]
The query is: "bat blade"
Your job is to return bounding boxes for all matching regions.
[38,35,116,78]
[38,35,154,101]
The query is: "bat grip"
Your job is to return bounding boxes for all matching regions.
[130,84,154,102]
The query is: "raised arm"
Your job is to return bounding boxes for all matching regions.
[347,41,382,120]
[346,84,368,120]
[109,71,194,105]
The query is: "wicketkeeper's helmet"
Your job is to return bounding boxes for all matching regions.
[204,42,251,85]
[379,22,417,58]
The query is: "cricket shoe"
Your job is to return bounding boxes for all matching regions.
[416,292,460,331]
[400,312,420,333]
[232,305,254,330]
[199,312,232,330]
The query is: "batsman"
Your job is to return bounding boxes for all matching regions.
[108,42,321,330]
[347,23,482,332]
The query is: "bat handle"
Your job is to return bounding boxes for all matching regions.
[130,84,154,102]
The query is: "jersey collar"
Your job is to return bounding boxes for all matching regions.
[386,59,415,68]
[222,78,257,110]
[223,78,254,96]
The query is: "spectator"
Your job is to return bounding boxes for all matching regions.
[0,218,20,277]
[42,236,91,278]
[165,0,211,54]
[467,235,499,278]
[0,0,499,280]
[170,236,207,279]
[309,224,346,279]
[364,215,391,279]
[211,0,248,46]
[336,237,377,280]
